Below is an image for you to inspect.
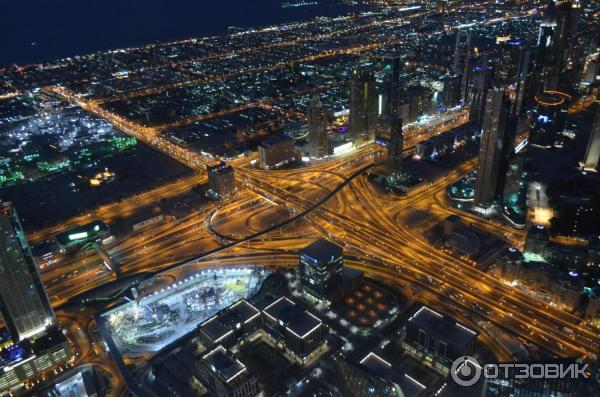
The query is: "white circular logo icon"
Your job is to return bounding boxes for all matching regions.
[451,356,482,387]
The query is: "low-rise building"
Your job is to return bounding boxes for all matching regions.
[258,135,297,170]
[194,345,260,397]
[402,306,477,375]
[262,296,326,364]
[198,299,261,349]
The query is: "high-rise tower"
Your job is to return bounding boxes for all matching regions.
[583,109,600,172]
[453,31,473,104]
[349,70,377,146]
[386,115,404,179]
[474,89,510,206]
[513,47,538,116]
[468,59,494,130]
[0,204,55,342]
[307,94,329,159]
[383,56,401,115]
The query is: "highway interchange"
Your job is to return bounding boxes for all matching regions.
[24,108,599,395]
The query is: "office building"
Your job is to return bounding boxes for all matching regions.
[0,327,71,394]
[386,115,403,179]
[349,70,377,146]
[402,306,477,376]
[582,109,600,172]
[441,74,461,109]
[194,345,261,397]
[207,162,236,198]
[307,94,329,159]
[453,31,473,103]
[383,55,401,115]
[262,296,326,364]
[536,1,578,93]
[0,204,55,342]
[513,47,538,115]
[474,88,510,206]
[468,61,494,130]
[397,85,433,125]
[299,238,344,300]
[198,299,261,349]
[257,135,297,169]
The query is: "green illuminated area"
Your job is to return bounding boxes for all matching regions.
[0,105,137,188]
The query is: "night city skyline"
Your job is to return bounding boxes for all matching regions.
[1,1,600,397]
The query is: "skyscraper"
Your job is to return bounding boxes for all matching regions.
[468,59,494,130]
[583,109,600,172]
[513,46,538,116]
[474,88,510,206]
[441,74,461,109]
[536,1,578,92]
[382,56,401,115]
[386,115,403,179]
[453,31,473,104]
[307,94,329,159]
[0,204,55,342]
[349,70,377,146]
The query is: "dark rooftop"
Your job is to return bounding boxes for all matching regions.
[202,345,247,384]
[360,352,427,397]
[199,299,260,342]
[259,134,294,148]
[408,306,477,351]
[263,297,322,339]
[207,161,234,175]
[299,238,343,264]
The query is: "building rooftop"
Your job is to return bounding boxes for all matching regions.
[199,299,260,343]
[202,345,248,384]
[259,134,294,148]
[408,306,477,352]
[299,238,343,264]
[360,352,427,397]
[263,297,322,339]
[207,161,234,176]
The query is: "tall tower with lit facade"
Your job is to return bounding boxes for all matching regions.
[474,88,510,206]
[307,94,329,159]
[0,204,55,342]
[383,56,401,115]
[349,70,377,146]
[468,59,494,131]
[453,30,473,104]
[583,109,600,172]
[386,115,404,179]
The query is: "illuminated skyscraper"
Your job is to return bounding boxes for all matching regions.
[468,59,494,130]
[474,88,510,206]
[441,74,461,109]
[386,115,403,179]
[0,204,55,342]
[453,31,473,103]
[536,1,579,92]
[307,94,329,159]
[382,55,401,115]
[349,70,377,146]
[514,47,538,115]
[583,109,600,172]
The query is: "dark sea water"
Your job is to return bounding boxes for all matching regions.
[1,0,358,67]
